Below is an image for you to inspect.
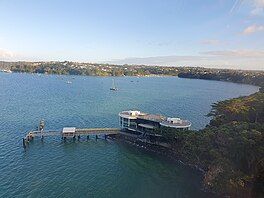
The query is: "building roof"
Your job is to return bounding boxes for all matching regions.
[119,110,146,119]
[160,120,191,128]
[119,110,191,129]
[62,127,76,133]
[137,114,166,122]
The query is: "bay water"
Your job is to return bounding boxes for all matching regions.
[0,72,258,197]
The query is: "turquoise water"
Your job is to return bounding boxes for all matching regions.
[0,72,259,197]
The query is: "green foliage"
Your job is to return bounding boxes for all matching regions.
[208,92,264,125]
[178,70,264,88]
[2,62,264,90]
[156,92,264,196]
[4,61,181,77]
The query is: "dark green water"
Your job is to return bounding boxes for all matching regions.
[0,72,258,197]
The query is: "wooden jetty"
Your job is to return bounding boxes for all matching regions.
[23,120,120,148]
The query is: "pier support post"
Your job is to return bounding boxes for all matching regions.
[105,134,107,140]
[87,135,89,140]
[63,137,66,142]
[22,138,26,148]
[78,135,80,141]
[96,135,98,140]
[41,135,44,141]
[73,136,76,141]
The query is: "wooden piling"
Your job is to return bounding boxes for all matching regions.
[22,138,26,148]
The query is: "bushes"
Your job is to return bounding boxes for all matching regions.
[155,92,264,196]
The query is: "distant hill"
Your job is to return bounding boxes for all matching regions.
[1,61,263,90]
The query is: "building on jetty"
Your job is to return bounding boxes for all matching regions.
[23,111,191,148]
[118,110,191,137]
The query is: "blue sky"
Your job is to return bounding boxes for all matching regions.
[0,0,263,69]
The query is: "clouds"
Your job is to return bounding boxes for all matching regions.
[250,0,264,15]
[0,49,15,58]
[202,49,264,57]
[242,24,264,34]
[111,49,264,70]
[201,39,221,45]
[230,0,244,14]
[255,0,264,6]
[229,0,264,15]
[231,1,264,35]
[253,0,264,9]
[0,48,23,61]
[0,1,263,71]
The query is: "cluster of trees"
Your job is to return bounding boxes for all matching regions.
[9,62,110,76]
[178,70,264,89]
[209,92,264,125]
[1,61,263,89]
[155,91,264,197]
[1,61,180,77]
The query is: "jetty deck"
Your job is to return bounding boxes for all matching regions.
[23,120,120,148]
[26,128,120,138]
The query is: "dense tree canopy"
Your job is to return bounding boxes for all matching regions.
[155,92,264,197]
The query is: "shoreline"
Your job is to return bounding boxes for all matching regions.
[108,87,263,197]
[109,133,206,172]
[1,71,261,92]
[108,133,220,196]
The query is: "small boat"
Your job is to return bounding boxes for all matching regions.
[110,79,118,91]
[67,81,72,84]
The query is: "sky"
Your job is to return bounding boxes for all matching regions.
[0,0,263,70]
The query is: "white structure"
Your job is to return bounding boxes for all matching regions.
[118,110,143,129]
[119,110,191,132]
[160,117,191,129]
[167,118,181,124]
[62,127,76,138]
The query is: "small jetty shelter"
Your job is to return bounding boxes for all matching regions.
[62,127,76,138]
